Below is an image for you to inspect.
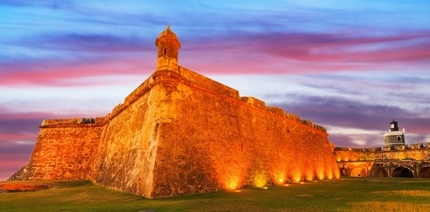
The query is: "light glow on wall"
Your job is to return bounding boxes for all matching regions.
[291,171,303,183]
[273,172,287,185]
[214,154,249,191]
[224,175,240,190]
[253,172,267,187]
[218,168,246,190]
[327,170,333,180]
[333,164,341,179]
[316,167,325,180]
[304,169,315,181]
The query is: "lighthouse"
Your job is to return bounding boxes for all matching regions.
[383,120,405,147]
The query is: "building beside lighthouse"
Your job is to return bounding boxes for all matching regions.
[9,26,340,198]
[384,120,406,147]
[335,120,430,178]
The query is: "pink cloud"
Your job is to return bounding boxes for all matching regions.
[254,31,430,60]
[181,30,430,74]
[0,111,50,121]
[0,57,154,86]
[0,133,36,140]
[3,29,428,86]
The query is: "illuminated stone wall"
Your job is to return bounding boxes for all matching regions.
[10,68,340,198]
[90,73,180,197]
[335,146,430,162]
[9,26,342,198]
[335,145,430,177]
[337,161,374,177]
[9,118,104,180]
[147,68,340,197]
[9,68,340,198]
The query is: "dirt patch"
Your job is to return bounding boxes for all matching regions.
[0,183,56,192]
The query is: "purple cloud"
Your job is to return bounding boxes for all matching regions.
[272,94,429,147]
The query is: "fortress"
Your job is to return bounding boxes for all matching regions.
[9,26,340,198]
[335,120,430,178]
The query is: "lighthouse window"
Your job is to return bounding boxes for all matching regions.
[164,48,166,54]
[397,136,402,141]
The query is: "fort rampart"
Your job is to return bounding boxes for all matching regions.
[11,67,339,198]
[11,118,104,180]
[9,26,340,198]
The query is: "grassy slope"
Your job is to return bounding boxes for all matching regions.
[1,178,430,212]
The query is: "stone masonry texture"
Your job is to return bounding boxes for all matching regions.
[9,27,340,198]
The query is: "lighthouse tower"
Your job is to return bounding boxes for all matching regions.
[383,120,405,147]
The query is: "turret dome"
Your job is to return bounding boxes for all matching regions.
[157,26,178,40]
[155,26,181,49]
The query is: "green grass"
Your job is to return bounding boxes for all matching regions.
[1,178,430,211]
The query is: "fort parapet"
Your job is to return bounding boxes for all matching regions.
[9,26,339,198]
[334,143,430,178]
[40,117,106,127]
[335,143,430,162]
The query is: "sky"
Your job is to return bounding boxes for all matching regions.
[1,0,429,180]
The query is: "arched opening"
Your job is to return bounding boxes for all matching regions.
[340,166,349,176]
[392,167,414,178]
[419,167,430,178]
[369,167,388,177]
[349,167,368,177]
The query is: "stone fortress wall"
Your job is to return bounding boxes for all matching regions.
[9,26,340,198]
[335,143,430,178]
[10,118,105,180]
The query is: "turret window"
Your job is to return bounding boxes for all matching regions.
[164,48,166,54]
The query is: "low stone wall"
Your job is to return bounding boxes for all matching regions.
[9,121,104,181]
[334,144,430,162]
[335,143,430,178]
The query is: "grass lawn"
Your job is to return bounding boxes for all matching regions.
[1,177,430,211]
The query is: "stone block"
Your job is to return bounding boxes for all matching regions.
[394,145,406,150]
[409,143,423,149]
[300,119,313,127]
[286,114,301,123]
[240,97,266,109]
[383,146,392,151]
[266,106,285,116]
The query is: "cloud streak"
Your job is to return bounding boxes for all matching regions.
[274,94,430,147]
[183,30,430,74]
